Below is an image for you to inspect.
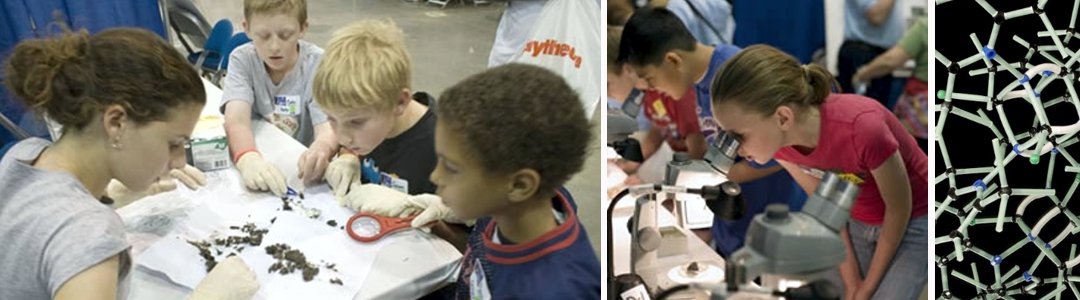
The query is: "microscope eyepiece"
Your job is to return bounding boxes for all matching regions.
[705,131,741,174]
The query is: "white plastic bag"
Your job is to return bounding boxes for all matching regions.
[510,0,602,120]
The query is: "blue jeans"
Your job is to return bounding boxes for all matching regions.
[841,215,928,299]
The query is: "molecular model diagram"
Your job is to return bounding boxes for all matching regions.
[937,1,1080,299]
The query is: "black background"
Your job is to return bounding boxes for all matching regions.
[937,1,1080,299]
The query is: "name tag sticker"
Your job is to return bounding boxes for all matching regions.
[274,95,301,116]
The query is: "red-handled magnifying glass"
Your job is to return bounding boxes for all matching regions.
[347,212,428,243]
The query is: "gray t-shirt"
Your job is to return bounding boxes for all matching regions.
[0,138,132,299]
[221,40,328,146]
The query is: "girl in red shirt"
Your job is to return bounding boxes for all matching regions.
[708,45,928,300]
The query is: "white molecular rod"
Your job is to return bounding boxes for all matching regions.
[938,1,1080,299]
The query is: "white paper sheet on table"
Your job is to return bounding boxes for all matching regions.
[136,178,420,299]
[121,171,248,256]
[637,142,674,184]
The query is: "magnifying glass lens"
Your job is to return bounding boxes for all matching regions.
[351,217,381,238]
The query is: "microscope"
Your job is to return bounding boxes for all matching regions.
[657,171,858,300]
[726,172,856,286]
[665,130,743,229]
[609,130,746,300]
[607,112,644,162]
[610,127,858,300]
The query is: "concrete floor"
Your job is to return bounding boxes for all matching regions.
[191,0,602,255]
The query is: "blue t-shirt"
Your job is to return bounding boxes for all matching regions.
[844,0,905,49]
[693,45,742,145]
[455,188,600,300]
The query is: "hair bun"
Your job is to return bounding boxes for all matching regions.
[41,31,93,102]
[4,29,94,125]
[6,26,204,131]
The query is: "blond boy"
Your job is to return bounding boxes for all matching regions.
[313,19,439,216]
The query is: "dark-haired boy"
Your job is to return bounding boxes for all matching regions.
[618,6,806,257]
[408,63,600,299]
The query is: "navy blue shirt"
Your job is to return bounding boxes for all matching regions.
[455,188,600,300]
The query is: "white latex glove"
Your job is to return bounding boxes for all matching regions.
[106,165,207,207]
[337,182,423,218]
[236,152,287,196]
[187,256,259,300]
[324,153,360,198]
[407,194,468,228]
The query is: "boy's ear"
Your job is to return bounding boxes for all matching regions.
[299,21,309,37]
[242,20,249,33]
[506,169,541,204]
[394,88,412,115]
[664,51,683,72]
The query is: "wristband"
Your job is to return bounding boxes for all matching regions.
[233,149,259,164]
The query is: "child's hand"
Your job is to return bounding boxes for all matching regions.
[324,153,360,198]
[297,140,338,185]
[842,268,863,300]
[615,159,641,174]
[337,182,423,218]
[408,194,467,228]
[187,256,259,300]
[236,152,288,196]
[852,285,875,300]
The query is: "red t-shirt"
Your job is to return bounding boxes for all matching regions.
[775,93,928,225]
[642,87,701,152]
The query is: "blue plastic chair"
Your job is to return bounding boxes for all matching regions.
[212,32,251,85]
[220,32,251,70]
[187,19,233,75]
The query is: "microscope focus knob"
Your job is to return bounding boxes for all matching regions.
[766,204,789,222]
[673,152,691,163]
[704,181,746,220]
[636,227,663,252]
